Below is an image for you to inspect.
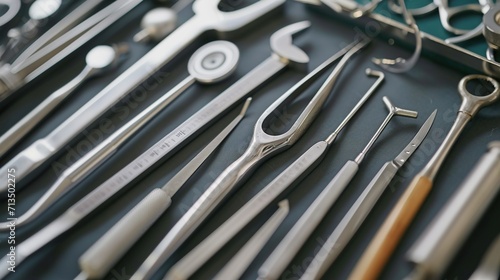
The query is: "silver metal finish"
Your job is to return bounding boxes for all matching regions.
[75,100,250,280]
[483,4,500,49]
[434,0,482,35]
[387,0,437,16]
[300,111,436,280]
[258,97,418,280]
[469,234,500,280]
[296,0,500,78]
[372,0,422,73]
[0,0,21,26]
[135,36,368,280]
[0,41,239,230]
[165,68,384,280]
[0,44,128,159]
[0,0,285,193]
[420,75,500,180]
[405,141,500,280]
[211,200,289,280]
[0,21,303,274]
[134,8,178,43]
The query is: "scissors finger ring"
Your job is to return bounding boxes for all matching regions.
[0,0,21,26]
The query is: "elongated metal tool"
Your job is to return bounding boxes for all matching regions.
[0,22,310,276]
[258,97,418,280]
[166,68,384,280]
[212,200,289,280]
[349,74,500,280]
[0,41,239,230]
[76,99,250,280]
[405,141,500,280]
[140,39,369,280]
[0,0,285,193]
[300,111,436,280]
[0,44,128,159]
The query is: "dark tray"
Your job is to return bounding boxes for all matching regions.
[1,1,499,279]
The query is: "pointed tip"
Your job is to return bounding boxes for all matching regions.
[239,97,252,117]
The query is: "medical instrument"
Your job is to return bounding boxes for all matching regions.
[76,99,250,280]
[259,97,419,280]
[0,20,308,276]
[134,0,194,44]
[0,0,147,101]
[435,0,483,35]
[372,0,422,73]
[387,0,437,16]
[349,74,500,280]
[405,141,500,280]
[0,40,239,230]
[0,0,21,27]
[483,4,500,60]
[300,111,437,280]
[0,0,285,193]
[316,0,380,18]
[134,8,178,43]
[445,0,493,45]
[165,68,384,279]
[0,0,63,63]
[134,37,369,280]
[212,200,289,280]
[0,44,128,159]
[469,234,500,280]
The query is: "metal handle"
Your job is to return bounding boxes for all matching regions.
[349,174,433,280]
[78,189,171,279]
[302,161,399,280]
[259,160,359,280]
[0,66,93,158]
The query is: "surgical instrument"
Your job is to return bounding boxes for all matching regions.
[166,68,385,280]
[0,0,63,63]
[0,0,21,27]
[259,97,419,280]
[0,0,285,193]
[0,21,309,275]
[134,0,194,44]
[300,111,436,280]
[0,44,128,159]
[469,234,500,280]
[212,200,289,280]
[405,141,500,280]
[0,40,240,230]
[483,4,500,60]
[138,38,369,280]
[372,0,422,73]
[435,0,483,35]
[444,0,493,45]
[387,0,437,17]
[349,74,500,280]
[76,99,250,280]
[0,0,142,101]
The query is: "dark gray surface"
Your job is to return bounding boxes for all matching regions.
[0,1,499,279]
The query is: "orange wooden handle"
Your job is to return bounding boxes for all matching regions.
[348,175,433,280]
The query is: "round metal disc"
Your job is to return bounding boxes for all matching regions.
[188,40,239,84]
[29,0,61,20]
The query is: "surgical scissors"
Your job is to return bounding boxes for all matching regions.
[349,74,500,280]
[135,39,370,280]
[0,0,21,27]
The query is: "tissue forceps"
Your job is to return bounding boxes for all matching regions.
[0,0,21,27]
[349,74,500,280]
[0,0,284,193]
[135,39,370,280]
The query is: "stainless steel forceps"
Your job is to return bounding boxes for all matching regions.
[134,38,369,280]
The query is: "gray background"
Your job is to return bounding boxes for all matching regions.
[0,0,499,279]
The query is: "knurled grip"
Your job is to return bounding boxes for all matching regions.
[78,188,171,279]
